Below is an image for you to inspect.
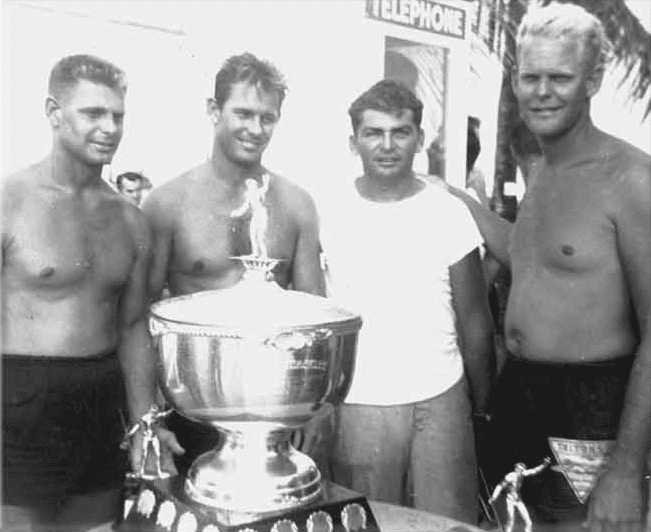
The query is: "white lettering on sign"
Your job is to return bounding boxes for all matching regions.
[367,0,465,39]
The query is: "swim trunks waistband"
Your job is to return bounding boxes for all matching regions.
[506,353,634,369]
[2,349,117,364]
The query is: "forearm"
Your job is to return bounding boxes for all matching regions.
[459,313,495,415]
[448,186,512,267]
[609,331,651,472]
[119,317,159,423]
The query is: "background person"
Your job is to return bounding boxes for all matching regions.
[1,54,181,532]
[321,79,495,524]
[116,170,152,207]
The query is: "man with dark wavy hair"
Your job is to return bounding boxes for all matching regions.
[321,79,494,524]
[144,52,326,475]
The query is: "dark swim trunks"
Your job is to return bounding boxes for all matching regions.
[484,355,634,522]
[2,352,130,512]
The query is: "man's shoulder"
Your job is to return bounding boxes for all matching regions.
[268,171,317,213]
[599,132,651,171]
[97,185,153,241]
[143,166,200,214]
[2,161,48,214]
[597,133,651,197]
[417,176,471,212]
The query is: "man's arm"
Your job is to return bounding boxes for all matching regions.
[489,480,506,503]
[523,457,551,477]
[142,193,174,302]
[118,208,183,474]
[450,248,495,417]
[588,166,651,532]
[290,191,326,296]
[447,185,513,268]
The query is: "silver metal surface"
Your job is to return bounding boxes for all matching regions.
[148,257,361,522]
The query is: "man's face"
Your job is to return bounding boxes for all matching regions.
[49,79,125,166]
[209,81,280,168]
[513,34,601,142]
[119,178,143,205]
[350,109,423,180]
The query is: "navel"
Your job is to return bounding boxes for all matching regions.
[191,260,205,273]
[561,244,575,256]
[39,266,55,278]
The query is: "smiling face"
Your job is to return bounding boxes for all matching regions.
[49,79,125,167]
[209,81,280,168]
[512,34,602,142]
[350,108,424,181]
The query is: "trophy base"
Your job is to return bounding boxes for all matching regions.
[118,476,380,532]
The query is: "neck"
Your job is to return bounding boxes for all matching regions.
[357,171,422,202]
[48,147,104,190]
[539,111,597,167]
[211,144,265,189]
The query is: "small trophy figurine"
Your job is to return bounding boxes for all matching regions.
[230,173,271,258]
[122,404,173,480]
[488,457,551,532]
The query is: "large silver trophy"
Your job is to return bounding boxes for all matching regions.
[137,176,366,531]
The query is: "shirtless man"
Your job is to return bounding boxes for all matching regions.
[1,54,182,532]
[450,3,650,531]
[143,52,325,474]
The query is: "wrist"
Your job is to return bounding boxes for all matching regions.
[606,445,648,473]
[473,412,492,424]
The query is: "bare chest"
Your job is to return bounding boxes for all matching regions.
[170,199,298,279]
[6,200,135,289]
[511,182,618,274]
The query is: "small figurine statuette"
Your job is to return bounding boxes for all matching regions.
[230,173,271,258]
[121,404,173,480]
[488,458,551,532]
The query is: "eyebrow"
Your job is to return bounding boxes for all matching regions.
[363,125,413,133]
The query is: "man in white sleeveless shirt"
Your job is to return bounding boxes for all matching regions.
[320,79,495,525]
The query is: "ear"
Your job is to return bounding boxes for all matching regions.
[585,65,604,98]
[206,98,221,124]
[45,96,62,127]
[349,134,359,156]
[416,128,424,152]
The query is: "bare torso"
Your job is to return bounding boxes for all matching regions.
[146,162,320,297]
[2,159,142,357]
[506,132,645,362]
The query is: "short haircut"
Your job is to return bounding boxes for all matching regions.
[48,54,127,100]
[516,1,609,73]
[348,79,423,134]
[213,52,288,110]
[116,171,148,190]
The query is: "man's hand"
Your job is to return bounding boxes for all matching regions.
[293,404,334,461]
[586,466,648,532]
[129,426,185,477]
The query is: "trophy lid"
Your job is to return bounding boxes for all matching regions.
[149,280,361,336]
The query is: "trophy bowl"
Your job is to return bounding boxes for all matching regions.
[149,266,361,524]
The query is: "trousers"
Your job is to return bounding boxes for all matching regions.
[330,377,479,524]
